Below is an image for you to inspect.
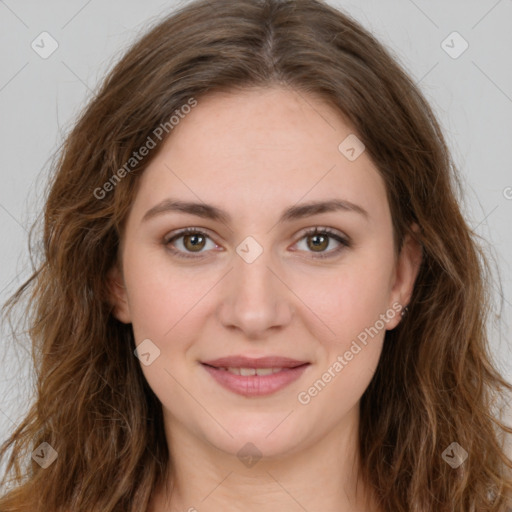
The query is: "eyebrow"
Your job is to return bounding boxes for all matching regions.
[141,198,369,224]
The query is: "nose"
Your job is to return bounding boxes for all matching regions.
[216,248,294,340]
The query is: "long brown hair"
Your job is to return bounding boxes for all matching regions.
[1,0,511,510]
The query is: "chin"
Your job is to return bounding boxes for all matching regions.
[200,413,309,461]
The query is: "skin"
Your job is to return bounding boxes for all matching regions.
[108,86,422,512]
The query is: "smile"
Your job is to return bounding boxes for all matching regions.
[200,360,310,397]
[217,367,285,376]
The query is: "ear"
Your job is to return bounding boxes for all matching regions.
[386,224,423,329]
[106,263,132,324]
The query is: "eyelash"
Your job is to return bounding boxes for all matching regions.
[163,226,350,260]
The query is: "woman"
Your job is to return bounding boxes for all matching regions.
[1,0,511,510]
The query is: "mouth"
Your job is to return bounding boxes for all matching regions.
[200,356,310,397]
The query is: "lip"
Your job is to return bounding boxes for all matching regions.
[200,356,310,397]
[201,355,309,369]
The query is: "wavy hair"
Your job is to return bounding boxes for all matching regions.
[1,0,511,510]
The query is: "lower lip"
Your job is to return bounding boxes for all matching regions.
[201,363,310,397]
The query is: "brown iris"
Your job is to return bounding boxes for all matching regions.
[307,233,329,252]
[183,233,206,252]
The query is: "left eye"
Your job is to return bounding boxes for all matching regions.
[164,227,349,259]
[294,228,349,258]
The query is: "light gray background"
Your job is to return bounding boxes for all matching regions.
[1,0,511,454]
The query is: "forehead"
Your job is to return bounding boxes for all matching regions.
[132,87,389,224]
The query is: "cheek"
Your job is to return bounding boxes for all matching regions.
[123,245,214,341]
[291,251,395,344]
[305,340,383,413]
[296,266,389,413]
[122,251,215,401]
[314,249,394,404]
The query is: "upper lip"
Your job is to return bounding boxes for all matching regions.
[201,356,309,369]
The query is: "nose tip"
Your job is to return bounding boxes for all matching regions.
[216,252,294,339]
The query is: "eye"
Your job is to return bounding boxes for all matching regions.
[293,227,350,259]
[164,227,219,259]
[164,226,350,260]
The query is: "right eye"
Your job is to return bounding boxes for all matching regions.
[164,227,220,259]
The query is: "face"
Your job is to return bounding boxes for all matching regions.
[109,86,421,459]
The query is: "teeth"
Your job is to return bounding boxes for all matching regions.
[255,368,275,376]
[222,367,284,376]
